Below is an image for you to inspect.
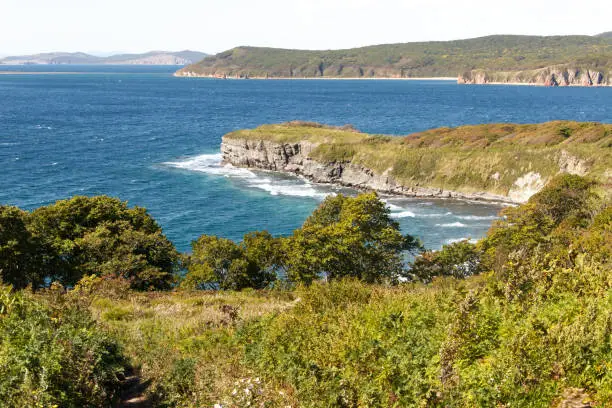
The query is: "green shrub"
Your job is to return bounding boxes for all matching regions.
[0,286,126,407]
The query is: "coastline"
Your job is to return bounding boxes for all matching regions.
[173,72,612,87]
[220,138,526,205]
[173,72,457,81]
[237,164,519,205]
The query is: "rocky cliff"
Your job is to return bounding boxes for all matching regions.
[220,121,611,204]
[458,66,611,86]
[221,137,520,203]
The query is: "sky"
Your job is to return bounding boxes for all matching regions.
[0,0,610,56]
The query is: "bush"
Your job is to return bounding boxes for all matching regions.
[0,285,127,407]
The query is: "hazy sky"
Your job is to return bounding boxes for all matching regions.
[1,0,610,56]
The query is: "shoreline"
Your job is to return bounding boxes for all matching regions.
[174,73,457,81]
[174,73,612,87]
[220,136,525,205]
[241,164,519,206]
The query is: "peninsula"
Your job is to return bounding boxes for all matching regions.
[176,34,612,86]
[221,121,612,203]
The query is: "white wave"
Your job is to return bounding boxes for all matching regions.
[164,153,332,200]
[164,154,256,178]
[456,215,499,220]
[386,202,405,211]
[250,182,330,199]
[34,124,53,130]
[419,212,453,218]
[391,211,416,218]
[436,222,467,228]
[446,238,478,244]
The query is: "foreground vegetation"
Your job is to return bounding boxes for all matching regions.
[177,34,612,79]
[1,174,610,406]
[226,120,612,199]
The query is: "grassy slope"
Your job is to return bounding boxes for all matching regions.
[89,289,299,407]
[179,35,612,78]
[225,121,612,197]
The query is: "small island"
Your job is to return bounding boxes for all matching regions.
[221,121,612,203]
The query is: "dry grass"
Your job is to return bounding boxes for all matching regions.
[89,289,299,407]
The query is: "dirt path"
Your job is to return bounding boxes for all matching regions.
[115,369,153,408]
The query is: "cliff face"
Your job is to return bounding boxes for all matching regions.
[221,137,517,203]
[458,67,611,86]
[220,122,611,204]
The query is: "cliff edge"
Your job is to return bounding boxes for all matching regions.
[221,122,612,204]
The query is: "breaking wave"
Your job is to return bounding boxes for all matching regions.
[390,211,416,218]
[456,215,499,220]
[436,222,468,228]
[163,154,331,199]
[446,238,479,244]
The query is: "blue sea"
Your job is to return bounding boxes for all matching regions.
[1,65,611,252]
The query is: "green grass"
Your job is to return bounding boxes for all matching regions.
[224,121,612,197]
[178,34,612,79]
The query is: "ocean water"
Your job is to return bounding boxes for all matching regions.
[1,65,610,252]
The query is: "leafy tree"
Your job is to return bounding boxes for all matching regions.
[285,193,421,284]
[0,206,42,289]
[28,196,178,289]
[242,231,285,273]
[185,233,276,290]
[409,240,481,282]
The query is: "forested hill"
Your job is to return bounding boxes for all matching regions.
[176,34,612,85]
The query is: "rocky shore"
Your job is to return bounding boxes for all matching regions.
[221,137,519,204]
[458,67,611,86]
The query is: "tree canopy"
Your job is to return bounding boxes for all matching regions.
[0,196,179,290]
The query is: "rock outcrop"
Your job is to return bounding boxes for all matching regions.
[221,137,519,203]
[458,67,611,86]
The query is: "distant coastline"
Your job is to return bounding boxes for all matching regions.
[173,72,612,87]
[173,72,457,81]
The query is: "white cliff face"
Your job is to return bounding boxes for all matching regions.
[221,137,521,203]
[508,172,546,203]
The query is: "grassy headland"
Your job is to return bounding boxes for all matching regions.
[224,121,612,202]
[176,34,612,84]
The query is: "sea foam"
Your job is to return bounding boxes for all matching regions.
[436,222,468,228]
[164,154,331,199]
[446,238,479,244]
[456,215,499,220]
[390,211,416,218]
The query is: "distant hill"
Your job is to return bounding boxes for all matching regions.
[0,50,208,65]
[597,31,612,39]
[176,34,612,86]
